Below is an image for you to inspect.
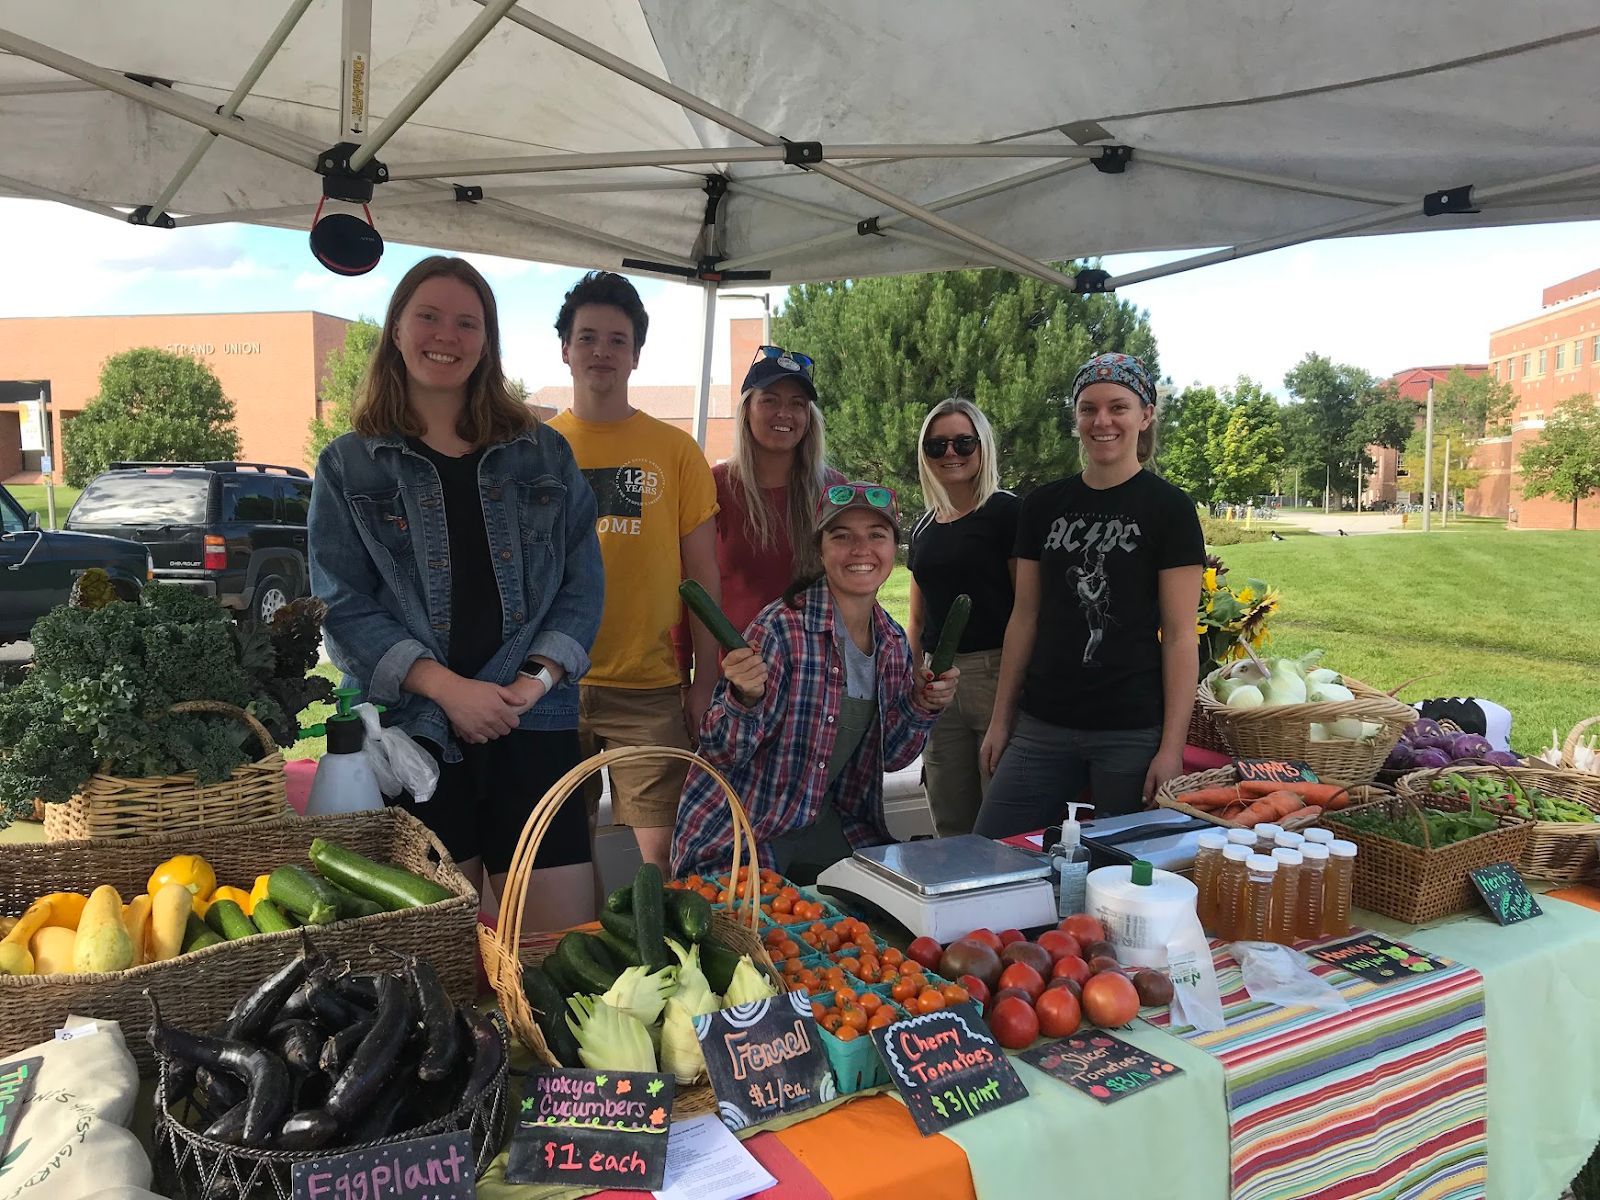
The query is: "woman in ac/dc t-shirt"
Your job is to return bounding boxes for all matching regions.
[973,353,1204,833]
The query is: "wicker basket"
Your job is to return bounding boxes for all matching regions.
[1395,764,1600,884]
[42,700,289,841]
[1155,766,1381,830]
[0,808,478,1069]
[1186,697,1229,755]
[479,746,781,1120]
[1323,790,1533,924]
[1562,716,1600,773]
[1198,673,1416,786]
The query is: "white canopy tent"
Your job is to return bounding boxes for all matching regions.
[3,1,1598,437]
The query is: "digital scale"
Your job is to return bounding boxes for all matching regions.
[815,835,1059,942]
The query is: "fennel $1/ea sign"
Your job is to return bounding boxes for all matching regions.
[871,1002,1028,1136]
[695,992,835,1130]
[505,1068,675,1190]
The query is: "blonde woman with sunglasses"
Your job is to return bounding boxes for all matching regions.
[906,399,1019,837]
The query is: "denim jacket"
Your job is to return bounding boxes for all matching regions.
[308,424,603,759]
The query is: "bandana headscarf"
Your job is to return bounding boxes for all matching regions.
[1071,352,1157,409]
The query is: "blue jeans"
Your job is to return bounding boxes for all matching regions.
[973,713,1162,838]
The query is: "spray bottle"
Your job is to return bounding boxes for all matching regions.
[1051,802,1095,918]
[303,687,384,816]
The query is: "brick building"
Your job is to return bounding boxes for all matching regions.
[0,312,354,483]
[1471,269,1600,529]
[1369,365,1488,507]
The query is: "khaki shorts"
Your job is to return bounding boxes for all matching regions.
[578,684,692,828]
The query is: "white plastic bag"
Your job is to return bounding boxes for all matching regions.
[1231,941,1349,1011]
[356,703,439,803]
[1165,915,1226,1032]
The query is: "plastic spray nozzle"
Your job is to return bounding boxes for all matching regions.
[1062,801,1095,849]
[302,688,382,738]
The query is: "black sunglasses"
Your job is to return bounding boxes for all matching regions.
[923,434,980,459]
[753,345,815,378]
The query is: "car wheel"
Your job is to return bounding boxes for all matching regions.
[110,579,140,604]
[251,574,291,629]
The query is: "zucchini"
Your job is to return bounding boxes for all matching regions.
[598,906,637,945]
[632,863,670,971]
[522,964,582,1067]
[540,947,584,998]
[581,932,621,975]
[678,580,746,651]
[700,941,745,995]
[324,880,386,920]
[605,886,633,914]
[555,931,622,994]
[181,912,225,953]
[665,888,713,944]
[205,899,259,941]
[595,927,644,967]
[250,899,296,934]
[307,838,453,910]
[268,865,342,926]
[929,593,971,676]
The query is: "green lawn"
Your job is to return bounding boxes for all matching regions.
[6,484,80,528]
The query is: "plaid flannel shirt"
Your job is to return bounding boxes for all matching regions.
[671,578,941,877]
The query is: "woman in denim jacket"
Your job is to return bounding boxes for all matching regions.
[310,256,603,927]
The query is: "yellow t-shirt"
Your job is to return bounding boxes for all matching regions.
[548,409,718,689]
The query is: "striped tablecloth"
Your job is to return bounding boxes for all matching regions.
[1146,936,1488,1200]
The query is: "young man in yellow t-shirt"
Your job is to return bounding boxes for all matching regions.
[548,271,721,871]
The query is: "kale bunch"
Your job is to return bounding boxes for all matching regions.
[0,583,325,823]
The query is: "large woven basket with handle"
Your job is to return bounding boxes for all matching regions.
[478,746,781,1121]
[42,700,288,841]
[1562,715,1599,774]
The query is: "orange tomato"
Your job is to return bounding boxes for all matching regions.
[858,993,883,1013]
[916,989,948,1014]
[940,983,970,1006]
[810,1000,827,1020]
[833,985,858,1006]
[869,1007,898,1029]
[840,1005,869,1032]
[891,977,918,1002]
[822,1012,845,1033]
[834,1024,860,1041]
[882,948,905,966]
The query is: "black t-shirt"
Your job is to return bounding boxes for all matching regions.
[1013,470,1204,730]
[907,491,1019,654]
[409,439,502,677]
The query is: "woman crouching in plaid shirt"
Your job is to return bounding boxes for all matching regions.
[671,482,960,883]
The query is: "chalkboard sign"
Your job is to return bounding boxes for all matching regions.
[870,1001,1028,1136]
[1470,861,1543,925]
[1021,1033,1181,1105]
[0,1056,41,1165]
[1307,934,1452,984]
[505,1068,675,1190]
[1232,758,1318,785]
[292,1130,474,1200]
[695,991,834,1131]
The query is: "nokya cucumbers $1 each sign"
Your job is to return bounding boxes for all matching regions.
[505,1068,675,1190]
[694,992,835,1131]
[1469,861,1543,925]
[292,1130,474,1200]
[870,1002,1027,1136]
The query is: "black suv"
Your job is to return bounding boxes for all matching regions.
[66,462,312,628]
[0,483,151,645]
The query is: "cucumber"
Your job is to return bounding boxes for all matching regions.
[700,941,745,995]
[581,932,622,975]
[205,899,258,941]
[679,580,746,651]
[182,912,225,953]
[308,838,453,910]
[555,931,622,994]
[605,886,633,914]
[596,927,644,967]
[665,888,713,944]
[268,865,342,926]
[632,863,670,971]
[250,898,296,934]
[522,964,581,1067]
[929,593,971,676]
[324,880,386,920]
[540,947,584,998]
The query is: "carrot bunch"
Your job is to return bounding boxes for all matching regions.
[1173,780,1350,827]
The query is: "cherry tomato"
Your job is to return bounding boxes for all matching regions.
[916,988,948,1013]
[940,983,969,1006]
[834,1024,860,1041]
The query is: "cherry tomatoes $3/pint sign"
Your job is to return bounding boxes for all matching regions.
[870,1001,1028,1137]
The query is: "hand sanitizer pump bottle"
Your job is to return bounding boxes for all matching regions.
[1051,802,1095,918]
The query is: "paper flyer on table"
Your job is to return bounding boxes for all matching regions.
[653,1114,776,1200]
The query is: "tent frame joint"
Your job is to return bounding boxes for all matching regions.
[126,205,175,229]
[1073,268,1113,293]
[702,173,729,224]
[857,215,884,237]
[452,183,484,203]
[1091,145,1134,174]
[1423,185,1478,216]
[317,140,388,202]
[780,138,824,168]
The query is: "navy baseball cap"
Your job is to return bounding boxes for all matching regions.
[740,345,818,404]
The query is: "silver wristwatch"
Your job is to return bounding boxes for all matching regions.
[517,664,556,691]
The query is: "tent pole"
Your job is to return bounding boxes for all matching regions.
[0,173,129,222]
[0,28,317,168]
[693,284,717,451]
[1135,152,1408,206]
[144,0,316,220]
[0,80,100,97]
[348,0,520,171]
[477,196,697,267]
[340,0,373,140]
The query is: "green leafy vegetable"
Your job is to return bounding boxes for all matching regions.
[565,994,657,1072]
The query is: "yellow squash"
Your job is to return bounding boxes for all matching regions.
[29,926,75,974]
[39,892,88,930]
[0,896,56,972]
[72,885,134,973]
[248,874,272,915]
[148,854,217,902]
[122,894,153,967]
[195,886,254,917]
[0,943,29,975]
[149,883,192,962]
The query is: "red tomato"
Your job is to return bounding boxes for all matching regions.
[990,985,1035,1010]
[1035,929,1083,963]
[906,936,945,971]
[1034,986,1082,1038]
[1051,954,1091,987]
[962,928,1004,953]
[987,995,1040,1050]
[1089,955,1124,975]
[1081,971,1141,1028]
[1061,913,1107,946]
[997,928,1026,947]
[959,973,990,1008]
[996,961,1045,1001]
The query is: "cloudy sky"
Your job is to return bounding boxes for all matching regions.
[3,198,1597,396]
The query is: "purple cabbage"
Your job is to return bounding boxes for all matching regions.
[1410,717,1446,741]
[1480,749,1522,767]
[1385,742,1417,771]
[1409,747,1453,770]
[1450,733,1493,760]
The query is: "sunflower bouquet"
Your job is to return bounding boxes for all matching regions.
[1197,554,1280,672]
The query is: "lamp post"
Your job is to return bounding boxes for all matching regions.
[1422,384,1435,532]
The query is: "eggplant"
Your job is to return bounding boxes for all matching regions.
[145,992,293,1148]
[348,1046,424,1144]
[404,956,462,1083]
[203,1102,249,1146]
[277,1107,342,1151]
[197,1066,245,1114]
[304,965,370,1029]
[333,973,381,1007]
[220,934,319,1042]
[319,1012,376,1075]
[457,1009,504,1108]
[267,1020,325,1075]
[323,974,413,1122]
